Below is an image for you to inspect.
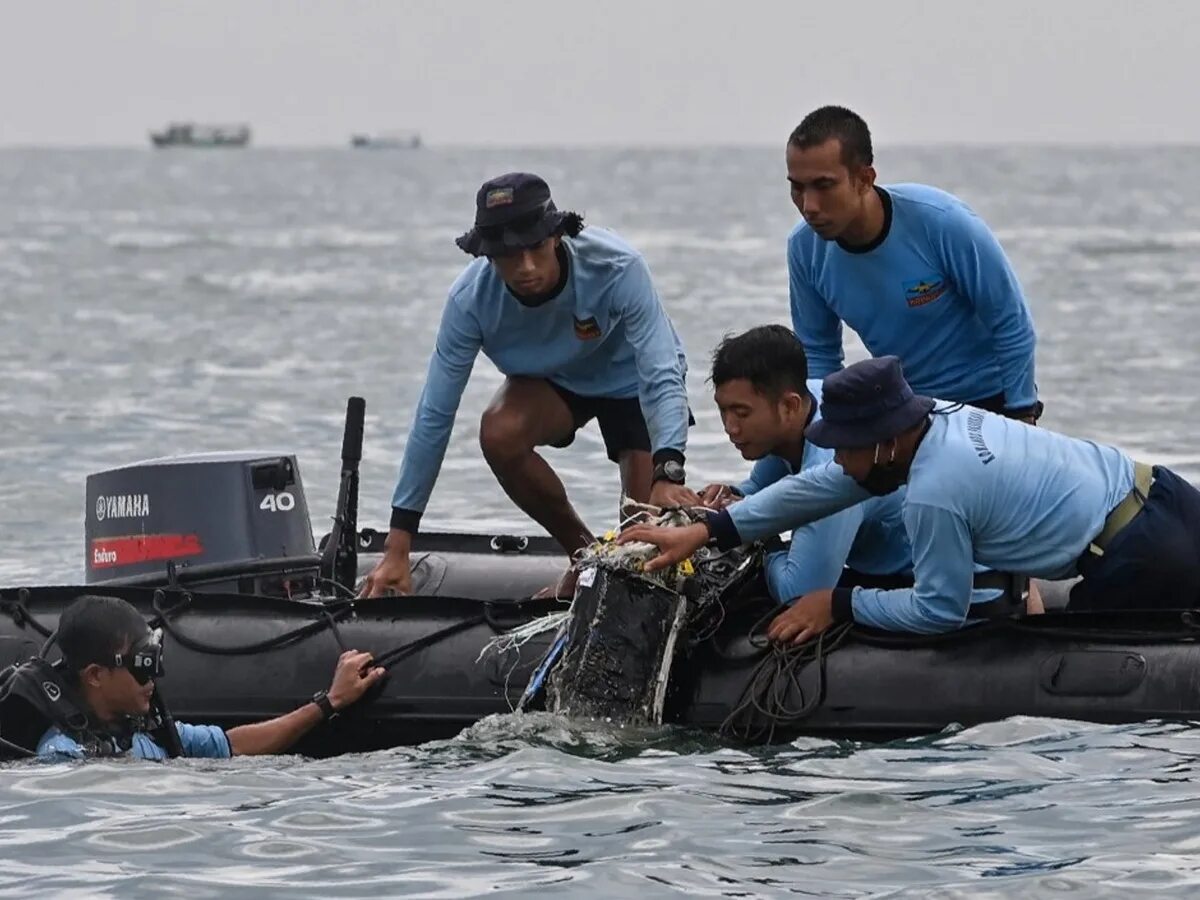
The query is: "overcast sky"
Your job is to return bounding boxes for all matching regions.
[2,0,1198,146]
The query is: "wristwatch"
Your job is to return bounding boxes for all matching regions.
[652,459,686,485]
[312,689,339,721]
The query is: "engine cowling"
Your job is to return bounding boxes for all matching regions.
[84,451,315,585]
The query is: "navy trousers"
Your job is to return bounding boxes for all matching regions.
[1069,466,1200,611]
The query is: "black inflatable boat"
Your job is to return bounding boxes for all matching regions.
[3,399,1200,758]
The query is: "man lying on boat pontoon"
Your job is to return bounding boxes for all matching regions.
[364,173,698,600]
[619,356,1200,640]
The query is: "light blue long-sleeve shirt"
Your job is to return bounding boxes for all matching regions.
[392,227,690,517]
[789,184,1038,410]
[38,722,232,761]
[734,379,910,602]
[715,405,1133,633]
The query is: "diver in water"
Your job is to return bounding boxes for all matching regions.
[699,325,912,601]
[785,106,1041,423]
[620,356,1200,639]
[364,172,698,600]
[2,594,384,761]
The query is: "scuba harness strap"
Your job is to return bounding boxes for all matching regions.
[149,687,184,758]
[0,657,94,758]
[0,657,182,760]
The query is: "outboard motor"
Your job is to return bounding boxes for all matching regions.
[85,451,318,593]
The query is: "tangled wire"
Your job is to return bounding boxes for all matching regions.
[719,615,855,744]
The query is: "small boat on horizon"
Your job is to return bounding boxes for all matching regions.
[150,122,251,148]
[350,130,422,149]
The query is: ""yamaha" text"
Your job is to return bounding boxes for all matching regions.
[95,493,151,521]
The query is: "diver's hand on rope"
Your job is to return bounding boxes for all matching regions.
[616,521,709,572]
[649,481,702,509]
[226,650,387,755]
[328,650,387,709]
[767,589,835,645]
[360,529,413,598]
[699,483,741,510]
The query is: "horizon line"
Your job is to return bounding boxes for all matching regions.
[4,138,1200,151]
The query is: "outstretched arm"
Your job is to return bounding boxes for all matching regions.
[718,461,870,547]
[617,462,870,572]
[226,651,385,756]
[366,293,483,598]
[841,502,982,634]
[614,257,691,462]
[389,291,484,531]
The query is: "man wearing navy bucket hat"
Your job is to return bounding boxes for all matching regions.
[365,173,697,599]
[620,356,1200,638]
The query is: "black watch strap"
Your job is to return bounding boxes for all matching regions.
[652,459,686,485]
[312,690,339,721]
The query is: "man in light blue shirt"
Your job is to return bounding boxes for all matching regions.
[787,106,1041,421]
[698,325,910,603]
[619,357,1200,638]
[23,595,384,761]
[364,173,698,599]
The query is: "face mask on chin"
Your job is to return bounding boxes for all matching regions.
[857,440,905,496]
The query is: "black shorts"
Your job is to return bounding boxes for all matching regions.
[546,382,693,463]
[966,392,1044,421]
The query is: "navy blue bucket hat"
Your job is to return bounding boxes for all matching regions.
[805,356,935,449]
[455,172,572,257]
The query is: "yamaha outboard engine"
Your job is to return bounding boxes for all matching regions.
[85,451,318,593]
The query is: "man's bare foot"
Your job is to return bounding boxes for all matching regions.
[532,566,579,600]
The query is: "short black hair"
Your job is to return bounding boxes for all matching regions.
[57,594,149,674]
[556,212,585,239]
[711,325,809,398]
[788,106,873,170]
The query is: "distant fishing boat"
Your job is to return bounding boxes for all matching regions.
[149,123,251,148]
[350,131,422,149]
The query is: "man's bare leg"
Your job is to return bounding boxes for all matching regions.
[480,378,593,597]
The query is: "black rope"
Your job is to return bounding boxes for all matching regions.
[720,621,854,744]
[145,590,528,675]
[322,608,349,653]
[0,589,54,639]
[372,615,489,672]
[149,591,356,657]
[0,734,36,759]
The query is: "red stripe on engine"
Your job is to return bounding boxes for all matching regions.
[90,534,204,569]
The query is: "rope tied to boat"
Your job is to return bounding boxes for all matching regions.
[144,588,532,676]
[0,589,54,639]
[149,591,356,656]
[720,613,854,744]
